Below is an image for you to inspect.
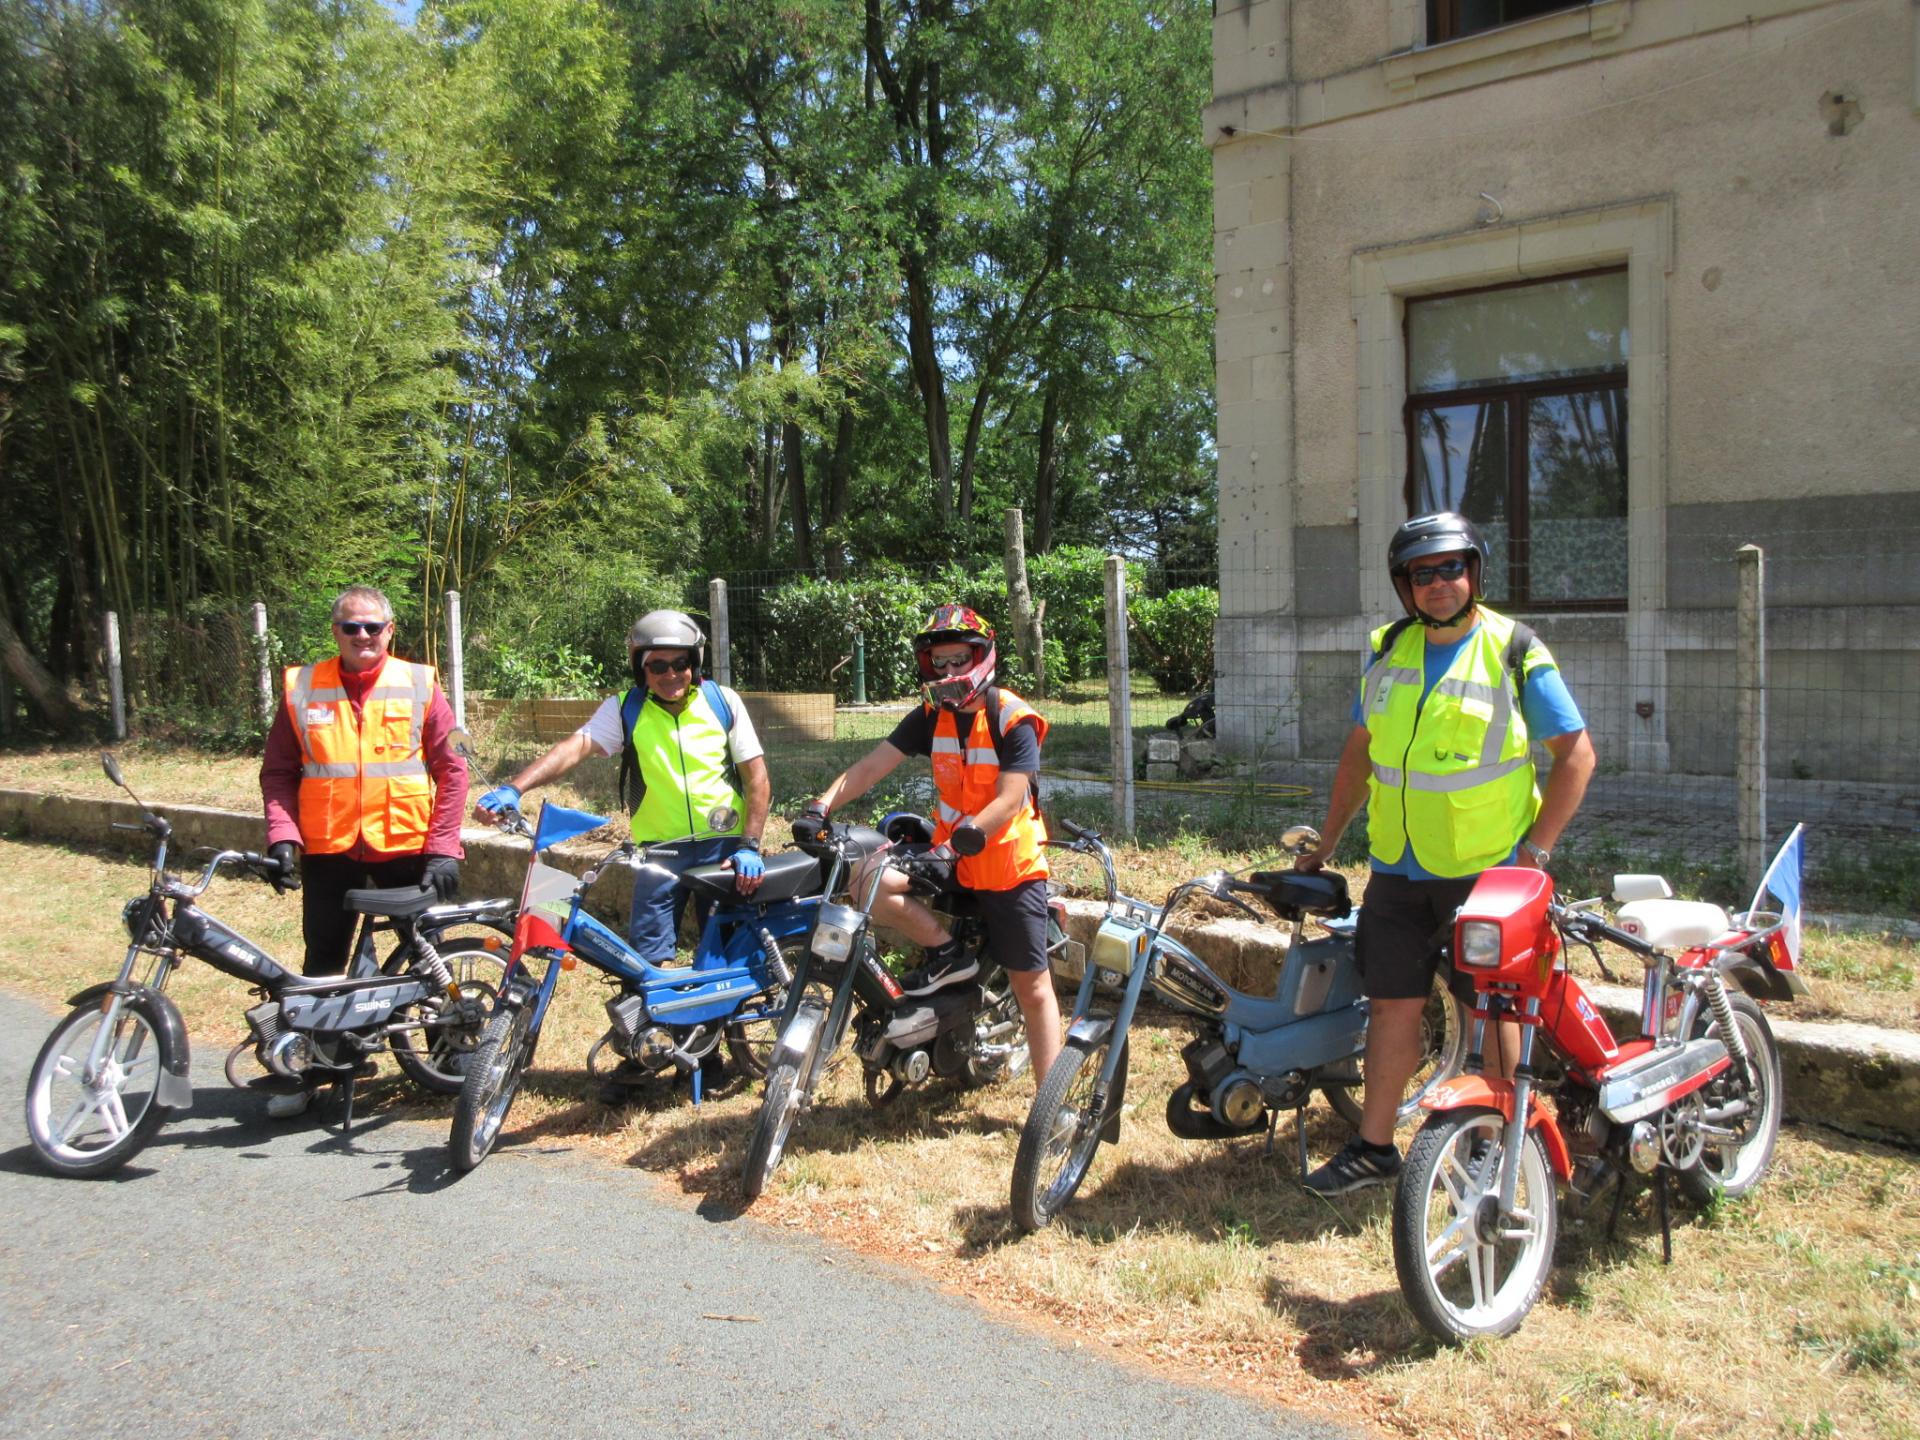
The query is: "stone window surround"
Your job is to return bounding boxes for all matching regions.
[1387,0,1632,89]
[1349,196,1673,623]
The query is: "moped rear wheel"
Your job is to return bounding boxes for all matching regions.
[1392,1106,1557,1343]
[723,947,822,1079]
[449,1004,533,1172]
[1677,993,1783,1204]
[1322,974,1470,1131]
[24,999,176,1178]
[1010,1035,1129,1233]
[388,947,510,1095]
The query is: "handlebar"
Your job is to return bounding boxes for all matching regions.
[167,848,289,900]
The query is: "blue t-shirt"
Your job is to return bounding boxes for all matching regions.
[1351,621,1585,880]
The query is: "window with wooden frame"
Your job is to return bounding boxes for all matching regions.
[1404,269,1628,611]
[1426,0,1585,45]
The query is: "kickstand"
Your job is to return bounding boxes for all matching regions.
[1654,1168,1673,1265]
[336,1076,356,1133]
[691,1066,704,1106]
[1604,1169,1630,1242]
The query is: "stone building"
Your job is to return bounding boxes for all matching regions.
[1206,0,1920,783]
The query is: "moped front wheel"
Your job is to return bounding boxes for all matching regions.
[1322,974,1470,1131]
[389,947,511,1095]
[723,946,822,1080]
[448,1004,534,1172]
[24,999,176,1178]
[1392,1106,1557,1343]
[1677,993,1783,1204]
[740,1056,805,1202]
[1010,1035,1129,1233]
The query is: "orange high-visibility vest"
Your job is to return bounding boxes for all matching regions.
[283,656,437,856]
[929,689,1050,891]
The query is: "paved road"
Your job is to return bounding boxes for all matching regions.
[0,990,1350,1439]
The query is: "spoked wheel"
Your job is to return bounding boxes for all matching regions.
[24,999,176,1178]
[1678,993,1783,1204]
[1322,972,1471,1130]
[1010,1035,1129,1233]
[448,1004,534,1173]
[723,954,822,1080]
[1392,1106,1558,1343]
[741,1058,805,1202]
[389,947,511,1095]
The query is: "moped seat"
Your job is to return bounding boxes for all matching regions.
[341,884,439,920]
[1614,899,1733,950]
[1247,870,1351,920]
[679,850,823,904]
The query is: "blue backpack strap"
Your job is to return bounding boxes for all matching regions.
[700,679,742,797]
[617,687,644,814]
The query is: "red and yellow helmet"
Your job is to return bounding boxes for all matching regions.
[913,605,997,711]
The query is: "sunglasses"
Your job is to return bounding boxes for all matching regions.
[335,620,389,637]
[1409,559,1470,588]
[644,656,695,676]
[927,654,973,673]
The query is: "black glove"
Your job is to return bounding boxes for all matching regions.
[267,841,302,894]
[423,854,460,902]
[791,800,830,845]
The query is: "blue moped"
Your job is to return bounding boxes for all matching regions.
[1009,820,1468,1230]
[448,799,828,1171]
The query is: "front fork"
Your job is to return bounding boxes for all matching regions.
[1496,996,1543,1215]
[85,943,156,1082]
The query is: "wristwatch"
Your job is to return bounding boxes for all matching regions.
[738,838,762,853]
[1520,839,1551,865]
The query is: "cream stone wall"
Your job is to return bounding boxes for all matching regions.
[1210,0,1920,778]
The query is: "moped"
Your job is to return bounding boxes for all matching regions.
[448,798,828,1171]
[1391,840,1805,1342]
[738,816,1050,1203]
[1010,820,1468,1231]
[23,753,514,1177]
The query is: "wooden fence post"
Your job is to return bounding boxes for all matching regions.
[1735,544,1767,894]
[105,611,127,741]
[709,579,731,686]
[444,589,466,729]
[1104,555,1134,836]
[252,602,273,725]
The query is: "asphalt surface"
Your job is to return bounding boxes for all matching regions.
[0,990,1352,1439]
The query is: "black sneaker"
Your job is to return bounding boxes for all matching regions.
[897,946,980,997]
[1302,1137,1403,1196]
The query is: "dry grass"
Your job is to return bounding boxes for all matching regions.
[3,835,1916,1440]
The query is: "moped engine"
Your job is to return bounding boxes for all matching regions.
[262,1030,313,1080]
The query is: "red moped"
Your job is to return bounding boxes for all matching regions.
[1391,853,1807,1342]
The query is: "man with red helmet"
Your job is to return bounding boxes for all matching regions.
[798,605,1062,1087]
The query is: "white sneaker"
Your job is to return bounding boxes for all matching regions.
[266,1090,312,1119]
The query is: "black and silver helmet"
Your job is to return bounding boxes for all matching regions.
[1388,512,1488,624]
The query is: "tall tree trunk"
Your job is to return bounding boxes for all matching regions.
[1003,507,1037,688]
[0,600,82,733]
[781,418,813,572]
[903,257,952,522]
[1034,381,1060,553]
[822,404,856,580]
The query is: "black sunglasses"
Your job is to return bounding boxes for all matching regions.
[644,656,695,675]
[335,620,390,637]
[1409,559,1470,587]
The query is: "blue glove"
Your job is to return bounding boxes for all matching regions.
[730,847,765,882]
[477,784,521,814]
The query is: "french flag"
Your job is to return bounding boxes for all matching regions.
[1748,824,1806,974]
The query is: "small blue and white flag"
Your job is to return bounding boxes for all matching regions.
[1748,823,1806,974]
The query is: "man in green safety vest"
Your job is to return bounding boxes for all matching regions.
[473,609,771,963]
[1295,512,1596,1195]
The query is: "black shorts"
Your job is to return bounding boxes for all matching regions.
[960,878,1051,974]
[1355,870,1480,1002]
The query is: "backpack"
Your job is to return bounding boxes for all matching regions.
[1371,616,1538,705]
[617,679,741,816]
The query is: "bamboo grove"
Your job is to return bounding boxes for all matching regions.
[0,0,1215,731]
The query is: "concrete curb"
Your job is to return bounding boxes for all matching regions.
[3,786,1916,1147]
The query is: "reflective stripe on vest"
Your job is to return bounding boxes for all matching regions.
[627,686,745,844]
[283,656,437,856]
[928,689,1050,891]
[1362,608,1541,878]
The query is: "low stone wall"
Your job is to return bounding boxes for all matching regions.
[3,786,1915,1146]
[468,690,836,744]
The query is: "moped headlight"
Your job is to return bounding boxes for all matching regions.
[810,902,862,962]
[1458,919,1503,969]
[1091,919,1146,977]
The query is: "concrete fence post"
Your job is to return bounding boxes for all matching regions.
[709,579,731,686]
[105,611,127,741]
[252,602,273,725]
[1104,554,1135,836]
[1735,544,1767,894]
[444,589,466,728]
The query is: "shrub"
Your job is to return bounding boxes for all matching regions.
[1129,586,1217,693]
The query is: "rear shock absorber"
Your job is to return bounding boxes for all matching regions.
[758,928,794,988]
[1701,969,1752,1078]
[413,935,457,997]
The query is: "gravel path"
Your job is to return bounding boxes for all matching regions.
[0,989,1352,1439]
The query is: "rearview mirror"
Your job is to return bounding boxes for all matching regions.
[1278,824,1320,856]
[706,805,740,834]
[448,727,476,760]
[101,752,125,789]
[950,825,987,857]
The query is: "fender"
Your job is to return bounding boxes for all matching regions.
[1420,1074,1572,1180]
[1063,1015,1124,1140]
[770,1000,826,1077]
[65,981,194,1110]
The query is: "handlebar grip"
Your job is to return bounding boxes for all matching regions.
[111,822,147,832]
[1061,818,1098,842]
